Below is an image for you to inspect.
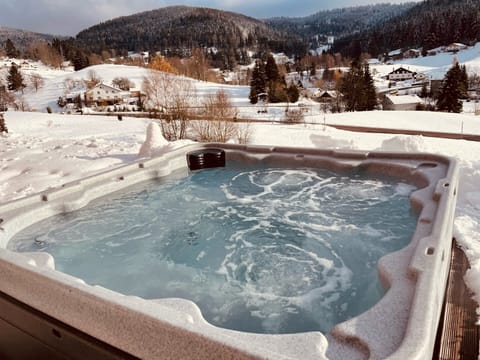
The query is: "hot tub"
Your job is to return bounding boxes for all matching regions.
[0,143,458,359]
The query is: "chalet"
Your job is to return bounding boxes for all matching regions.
[387,67,416,82]
[85,83,129,107]
[383,94,422,111]
[315,90,340,102]
[386,49,403,62]
[445,43,468,52]
[403,49,420,59]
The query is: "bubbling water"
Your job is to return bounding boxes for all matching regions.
[9,163,417,334]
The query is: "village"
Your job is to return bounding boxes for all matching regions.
[1,39,479,123]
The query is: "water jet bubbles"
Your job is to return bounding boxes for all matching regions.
[33,234,48,248]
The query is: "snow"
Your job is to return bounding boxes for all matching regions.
[2,46,480,324]
[385,94,422,105]
[138,122,191,158]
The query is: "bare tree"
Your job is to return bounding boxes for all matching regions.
[284,109,305,124]
[63,77,83,93]
[112,77,134,90]
[142,70,196,140]
[191,89,246,143]
[29,43,63,69]
[237,122,253,144]
[14,95,30,112]
[29,73,45,92]
[85,70,102,89]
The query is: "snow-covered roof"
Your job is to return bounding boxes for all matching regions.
[389,66,416,75]
[385,94,422,105]
[388,49,402,56]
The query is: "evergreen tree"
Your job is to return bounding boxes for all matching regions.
[339,61,377,111]
[249,54,292,104]
[7,64,25,92]
[286,84,300,103]
[72,49,90,71]
[268,81,288,103]
[249,60,266,104]
[436,62,467,113]
[5,39,18,58]
[361,64,377,111]
[265,54,281,83]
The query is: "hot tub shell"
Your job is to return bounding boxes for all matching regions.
[0,143,459,359]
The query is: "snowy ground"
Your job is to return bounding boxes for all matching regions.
[2,109,480,315]
[2,44,480,321]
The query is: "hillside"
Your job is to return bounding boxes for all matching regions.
[332,0,480,57]
[0,27,58,53]
[75,6,305,62]
[267,3,416,46]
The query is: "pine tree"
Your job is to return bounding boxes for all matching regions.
[249,60,266,104]
[436,62,467,113]
[72,49,90,71]
[265,54,281,83]
[287,84,300,103]
[361,64,377,111]
[340,62,377,111]
[5,39,18,58]
[7,64,25,92]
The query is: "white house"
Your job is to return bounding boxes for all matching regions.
[387,67,416,81]
[85,83,129,106]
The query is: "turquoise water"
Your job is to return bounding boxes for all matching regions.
[9,163,418,334]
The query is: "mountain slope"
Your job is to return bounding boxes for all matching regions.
[267,3,416,40]
[0,27,57,53]
[332,0,480,57]
[75,6,305,57]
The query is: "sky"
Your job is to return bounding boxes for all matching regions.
[0,0,421,36]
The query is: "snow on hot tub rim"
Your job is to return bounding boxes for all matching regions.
[0,143,459,360]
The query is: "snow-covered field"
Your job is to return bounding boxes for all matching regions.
[2,44,480,321]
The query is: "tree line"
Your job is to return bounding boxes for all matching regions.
[333,0,480,58]
[76,6,306,71]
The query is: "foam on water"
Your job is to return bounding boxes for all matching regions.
[8,163,418,334]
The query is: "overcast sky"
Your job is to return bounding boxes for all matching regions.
[0,0,421,36]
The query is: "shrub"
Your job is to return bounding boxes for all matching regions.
[284,109,304,124]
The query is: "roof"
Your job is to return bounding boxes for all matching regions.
[86,83,123,94]
[317,90,338,98]
[388,49,402,56]
[389,67,416,75]
[385,94,422,105]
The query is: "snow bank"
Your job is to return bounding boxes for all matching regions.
[138,122,170,158]
[376,135,430,153]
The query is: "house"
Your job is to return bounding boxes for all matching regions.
[403,49,420,59]
[385,49,403,62]
[315,90,340,102]
[445,43,468,52]
[85,83,129,107]
[383,94,422,111]
[387,67,416,82]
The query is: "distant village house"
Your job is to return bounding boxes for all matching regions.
[383,94,422,111]
[85,83,128,107]
[386,67,416,82]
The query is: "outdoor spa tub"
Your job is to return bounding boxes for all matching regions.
[0,143,458,359]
